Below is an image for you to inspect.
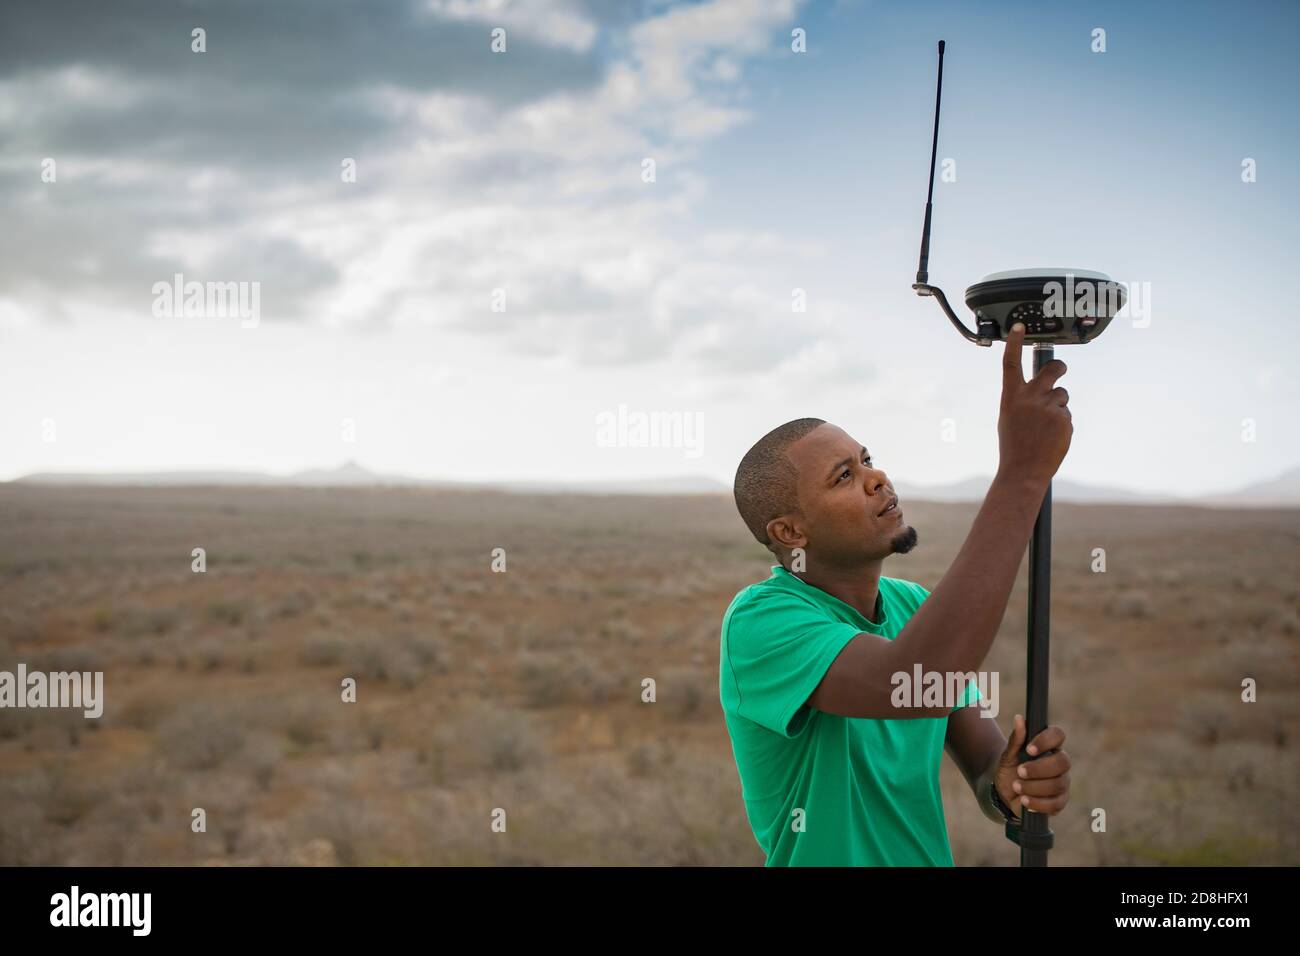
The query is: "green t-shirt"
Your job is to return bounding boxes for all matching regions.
[719,565,981,866]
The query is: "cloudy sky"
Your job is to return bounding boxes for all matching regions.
[1,0,1296,497]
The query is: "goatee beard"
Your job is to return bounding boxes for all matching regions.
[889,524,919,555]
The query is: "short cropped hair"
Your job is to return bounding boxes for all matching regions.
[733,418,826,555]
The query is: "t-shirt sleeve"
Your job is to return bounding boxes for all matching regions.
[722,591,862,739]
[909,582,983,716]
[950,678,983,714]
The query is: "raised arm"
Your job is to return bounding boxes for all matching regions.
[806,323,1071,719]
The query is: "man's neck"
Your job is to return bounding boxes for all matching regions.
[788,560,884,624]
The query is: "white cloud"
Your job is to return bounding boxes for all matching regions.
[275,0,830,373]
[423,0,599,52]
[6,0,825,373]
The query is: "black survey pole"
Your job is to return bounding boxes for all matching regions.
[1016,343,1056,866]
[908,40,1109,864]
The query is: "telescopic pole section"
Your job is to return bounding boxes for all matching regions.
[1019,343,1056,866]
[915,40,944,286]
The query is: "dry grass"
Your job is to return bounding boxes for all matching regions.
[0,484,1296,865]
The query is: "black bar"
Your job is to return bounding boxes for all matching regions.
[0,865,1282,940]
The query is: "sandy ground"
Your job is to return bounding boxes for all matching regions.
[0,485,1296,866]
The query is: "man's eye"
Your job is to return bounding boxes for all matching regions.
[864,456,873,467]
[838,468,851,482]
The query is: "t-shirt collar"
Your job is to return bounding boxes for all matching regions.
[770,564,888,630]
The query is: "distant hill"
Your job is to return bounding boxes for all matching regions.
[13,469,281,486]
[893,475,1171,506]
[1228,466,1300,507]
[275,461,409,487]
[895,468,1300,508]
[10,462,1298,507]
[501,475,729,495]
[12,462,730,496]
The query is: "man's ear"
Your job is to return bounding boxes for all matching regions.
[766,513,807,554]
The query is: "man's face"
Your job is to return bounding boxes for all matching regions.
[777,423,917,564]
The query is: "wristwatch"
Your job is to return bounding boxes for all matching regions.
[990,783,1020,825]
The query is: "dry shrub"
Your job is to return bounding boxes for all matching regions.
[300,795,386,866]
[120,606,180,638]
[43,768,102,828]
[0,802,53,865]
[657,666,709,720]
[299,632,345,667]
[625,739,676,778]
[516,651,576,708]
[283,697,336,751]
[404,633,448,672]
[274,590,315,618]
[194,638,225,671]
[157,700,247,770]
[34,644,106,674]
[205,600,247,627]
[239,732,285,790]
[1110,590,1152,619]
[0,706,38,740]
[439,704,546,774]
[352,637,424,689]
[117,689,174,730]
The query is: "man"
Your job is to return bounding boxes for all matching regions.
[719,323,1072,866]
